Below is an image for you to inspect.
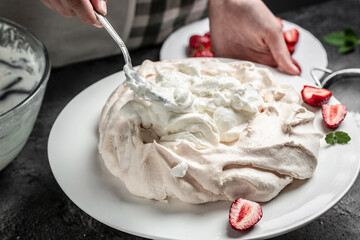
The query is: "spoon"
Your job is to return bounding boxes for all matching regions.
[93,11,170,103]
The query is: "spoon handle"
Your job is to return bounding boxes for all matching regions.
[94,11,133,68]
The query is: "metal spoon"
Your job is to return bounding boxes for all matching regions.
[94,11,169,103]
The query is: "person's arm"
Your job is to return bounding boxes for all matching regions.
[40,0,107,27]
[208,0,300,75]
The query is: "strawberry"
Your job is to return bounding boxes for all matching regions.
[204,31,211,38]
[191,49,214,57]
[189,34,202,52]
[287,44,295,55]
[199,35,212,49]
[229,198,263,231]
[322,104,347,128]
[284,28,299,46]
[188,35,212,54]
[292,58,301,73]
[301,85,332,107]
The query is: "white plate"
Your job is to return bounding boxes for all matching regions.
[48,63,359,240]
[160,18,328,83]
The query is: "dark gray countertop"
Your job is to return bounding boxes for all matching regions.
[1,0,360,239]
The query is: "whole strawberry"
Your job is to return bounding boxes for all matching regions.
[322,104,347,128]
[199,35,212,49]
[188,35,211,52]
[188,34,202,52]
[229,198,263,231]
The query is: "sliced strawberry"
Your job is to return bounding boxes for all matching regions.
[322,104,347,128]
[287,44,295,55]
[292,58,301,73]
[229,198,263,231]
[191,49,214,57]
[284,28,299,46]
[301,85,332,107]
[188,34,202,52]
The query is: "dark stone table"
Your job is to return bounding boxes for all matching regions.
[1,0,360,239]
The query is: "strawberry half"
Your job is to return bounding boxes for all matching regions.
[229,198,263,231]
[287,44,295,55]
[322,104,347,128]
[284,28,299,46]
[301,85,332,106]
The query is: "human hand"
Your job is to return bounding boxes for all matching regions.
[40,0,107,27]
[208,0,300,75]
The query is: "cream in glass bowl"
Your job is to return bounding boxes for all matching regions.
[0,17,50,170]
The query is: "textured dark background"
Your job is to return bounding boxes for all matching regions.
[1,0,360,239]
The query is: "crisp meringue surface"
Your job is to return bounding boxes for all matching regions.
[98,59,322,204]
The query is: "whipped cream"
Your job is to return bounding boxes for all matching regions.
[121,61,263,149]
[98,59,322,204]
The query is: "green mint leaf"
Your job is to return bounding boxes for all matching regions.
[338,44,356,53]
[325,132,336,144]
[344,27,358,46]
[323,31,345,46]
[344,26,357,38]
[325,131,351,145]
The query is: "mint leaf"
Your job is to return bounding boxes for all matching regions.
[323,31,345,46]
[344,26,358,46]
[324,27,360,54]
[325,131,351,144]
[338,44,356,54]
[344,26,357,38]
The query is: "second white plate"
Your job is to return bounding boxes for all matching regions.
[160,18,328,83]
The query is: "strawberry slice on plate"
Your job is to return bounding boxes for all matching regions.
[229,198,263,231]
[287,44,295,55]
[301,85,332,106]
[322,104,347,128]
[284,28,299,46]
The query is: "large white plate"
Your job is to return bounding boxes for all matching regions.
[160,18,328,83]
[48,62,359,240]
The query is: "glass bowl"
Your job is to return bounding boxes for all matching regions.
[0,17,51,170]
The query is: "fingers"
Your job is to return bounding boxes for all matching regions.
[40,0,108,27]
[63,0,97,24]
[265,21,300,75]
[92,0,107,15]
